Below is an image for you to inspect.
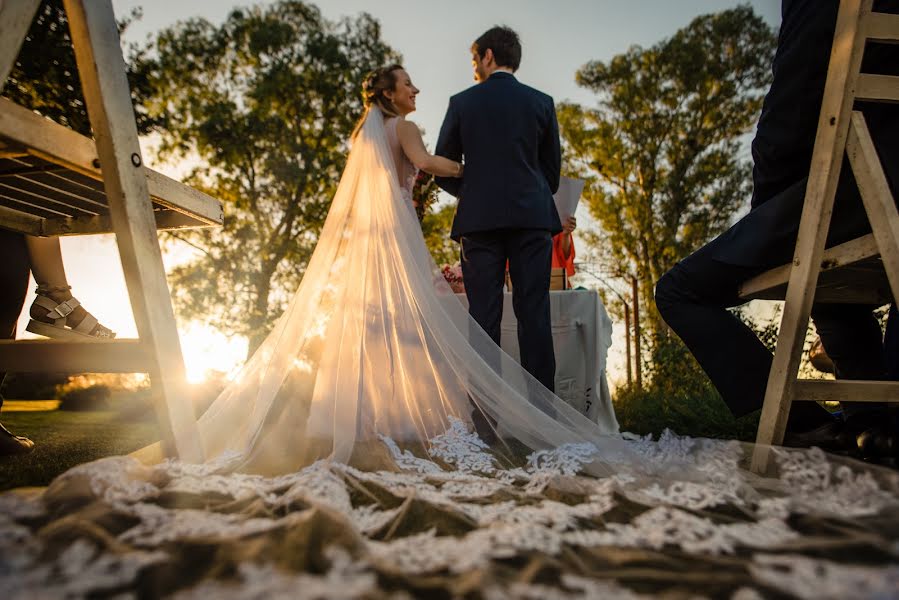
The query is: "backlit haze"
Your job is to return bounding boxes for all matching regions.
[16,0,780,385]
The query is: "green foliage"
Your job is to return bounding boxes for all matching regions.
[1,372,69,400]
[139,2,400,354]
[1,0,156,136]
[413,162,458,267]
[421,203,458,267]
[58,384,111,412]
[615,334,760,440]
[559,6,776,345]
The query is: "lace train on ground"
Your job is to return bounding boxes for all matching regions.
[2,429,898,598]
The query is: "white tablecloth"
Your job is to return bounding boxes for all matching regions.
[456,290,618,432]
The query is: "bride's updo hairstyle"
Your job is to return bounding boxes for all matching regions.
[352,64,404,139]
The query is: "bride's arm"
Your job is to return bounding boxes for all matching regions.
[396,120,463,178]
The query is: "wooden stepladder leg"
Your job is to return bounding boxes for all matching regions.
[847,112,899,303]
[0,0,42,92]
[63,0,204,462]
[751,0,871,474]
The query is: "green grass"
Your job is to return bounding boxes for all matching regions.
[0,409,160,491]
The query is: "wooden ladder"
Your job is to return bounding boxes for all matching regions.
[0,0,217,463]
[741,0,899,473]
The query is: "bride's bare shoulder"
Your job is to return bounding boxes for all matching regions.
[395,118,421,138]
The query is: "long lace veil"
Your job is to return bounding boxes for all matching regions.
[169,106,640,475]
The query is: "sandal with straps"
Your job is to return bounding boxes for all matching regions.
[25,285,116,341]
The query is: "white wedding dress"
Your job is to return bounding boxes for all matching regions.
[3,108,899,598]
[186,106,633,475]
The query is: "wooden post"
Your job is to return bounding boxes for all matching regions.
[632,276,642,391]
[0,0,42,93]
[624,301,632,387]
[63,0,203,462]
[751,0,869,473]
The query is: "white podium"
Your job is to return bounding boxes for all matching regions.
[456,290,618,432]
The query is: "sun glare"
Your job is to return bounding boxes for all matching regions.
[179,324,248,384]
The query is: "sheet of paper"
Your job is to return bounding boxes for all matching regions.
[553,176,585,223]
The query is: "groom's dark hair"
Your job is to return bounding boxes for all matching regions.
[472,26,521,72]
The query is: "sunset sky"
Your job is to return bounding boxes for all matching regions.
[15,0,781,385]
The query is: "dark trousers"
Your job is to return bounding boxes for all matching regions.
[656,197,888,430]
[0,230,30,411]
[461,229,556,393]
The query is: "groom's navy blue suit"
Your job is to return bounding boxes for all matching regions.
[435,71,562,394]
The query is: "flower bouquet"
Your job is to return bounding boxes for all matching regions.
[440,263,465,293]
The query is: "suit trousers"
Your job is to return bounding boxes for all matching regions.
[0,230,30,410]
[461,229,556,395]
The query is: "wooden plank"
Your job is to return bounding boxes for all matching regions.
[0,191,69,218]
[0,339,149,373]
[864,11,899,43]
[0,0,42,93]
[752,0,871,474]
[0,181,83,216]
[847,111,899,304]
[743,261,891,304]
[16,169,108,203]
[793,379,899,402]
[65,0,203,462]
[1,176,105,213]
[146,170,223,225]
[855,74,899,103]
[0,97,222,224]
[0,97,103,180]
[0,204,42,235]
[41,208,216,236]
[739,233,879,299]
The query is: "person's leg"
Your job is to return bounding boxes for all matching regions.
[460,231,507,441]
[812,303,895,457]
[656,240,834,431]
[25,235,114,338]
[0,230,35,455]
[461,232,507,348]
[507,229,555,395]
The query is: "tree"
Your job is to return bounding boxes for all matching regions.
[414,172,458,267]
[559,7,776,360]
[140,2,399,355]
[2,0,155,136]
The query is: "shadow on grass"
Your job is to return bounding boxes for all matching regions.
[0,409,160,491]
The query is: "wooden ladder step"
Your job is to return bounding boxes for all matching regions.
[739,233,882,300]
[792,379,899,402]
[864,11,899,43]
[0,338,150,373]
[856,74,899,103]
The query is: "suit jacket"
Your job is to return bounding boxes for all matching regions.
[435,72,562,241]
[714,0,899,267]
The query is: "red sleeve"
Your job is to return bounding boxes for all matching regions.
[552,234,576,277]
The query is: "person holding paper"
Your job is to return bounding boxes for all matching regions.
[551,177,584,279]
[553,215,577,278]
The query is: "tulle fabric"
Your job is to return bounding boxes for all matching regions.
[179,107,639,476]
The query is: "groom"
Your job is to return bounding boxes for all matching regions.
[435,26,562,434]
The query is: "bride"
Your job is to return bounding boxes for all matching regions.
[167,64,631,475]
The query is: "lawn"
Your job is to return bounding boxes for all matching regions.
[0,408,160,491]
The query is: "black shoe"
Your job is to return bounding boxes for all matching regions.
[782,418,845,452]
[471,409,498,446]
[853,424,899,460]
[0,422,34,456]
